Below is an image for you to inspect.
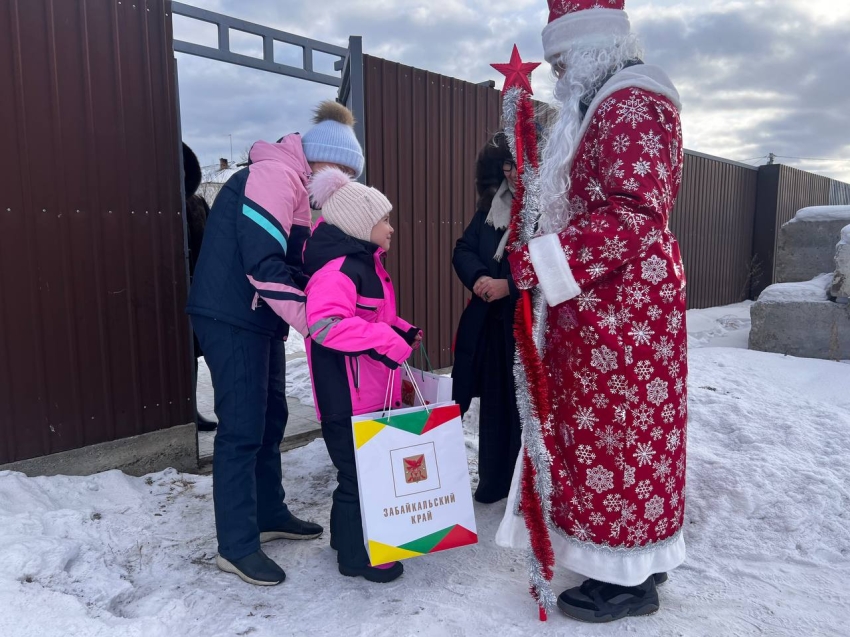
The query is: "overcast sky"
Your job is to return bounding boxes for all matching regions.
[175,0,850,182]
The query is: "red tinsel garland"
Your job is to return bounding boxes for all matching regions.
[510,90,556,621]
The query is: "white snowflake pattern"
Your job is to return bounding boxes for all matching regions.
[665,476,677,494]
[588,262,608,278]
[678,394,688,418]
[586,177,605,201]
[671,491,680,509]
[635,360,654,381]
[592,393,609,408]
[633,159,651,176]
[612,133,631,154]
[632,403,654,430]
[628,520,649,545]
[576,289,601,311]
[603,158,625,186]
[666,428,681,451]
[641,255,669,285]
[608,375,628,395]
[668,360,681,378]
[647,305,663,321]
[666,309,683,335]
[644,495,664,522]
[595,424,624,455]
[603,493,622,512]
[615,94,651,129]
[655,518,669,536]
[660,283,676,302]
[626,283,651,308]
[652,336,675,364]
[651,426,664,441]
[653,454,673,482]
[637,130,663,157]
[602,236,628,261]
[590,512,606,526]
[646,378,669,406]
[622,177,641,193]
[628,320,655,346]
[580,326,599,345]
[635,479,653,500]
[655,161,670,182]
[576,444,596,465]
[577,246,594,263]
[624,428,638,447]
[590,345,619,373]
[676,456,686,479]
[598,304,622,334]
[586,465,615,493]
[574,368,598,394]
[574,406,599,431]
[623,464,636,488]
[661,403,676,424]
[572,522,594,542]
[634,442,656,467]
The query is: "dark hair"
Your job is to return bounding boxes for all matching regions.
[475,132,513,213]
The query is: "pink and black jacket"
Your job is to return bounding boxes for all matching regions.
[304,222,420,421]
[187,135,312,338]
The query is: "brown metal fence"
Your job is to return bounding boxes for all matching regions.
[0,0,192,465]
[363,55,501,368]
[670,152,759,309]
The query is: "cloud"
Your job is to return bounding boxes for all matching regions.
[176,0,850,181]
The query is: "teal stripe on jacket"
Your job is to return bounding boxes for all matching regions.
[242,203,288,253]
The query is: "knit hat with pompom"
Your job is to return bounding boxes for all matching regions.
[309,168,392,242]
[301,101,364,178]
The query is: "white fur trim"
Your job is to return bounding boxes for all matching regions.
[496,446,687,586]
[528,233,582,306]
[542,8,631,63]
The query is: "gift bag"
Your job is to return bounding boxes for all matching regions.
[401,348,453,407]
[352,366,477,566]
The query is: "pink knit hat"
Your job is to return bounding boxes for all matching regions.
[309,168,392,242]
[543,0,631,62]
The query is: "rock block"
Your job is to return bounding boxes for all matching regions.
[775,206,850,284]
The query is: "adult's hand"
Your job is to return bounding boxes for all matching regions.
[480,278,510,302]
[473,276,492,298]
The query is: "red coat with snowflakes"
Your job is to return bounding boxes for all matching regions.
[510,86,687,552]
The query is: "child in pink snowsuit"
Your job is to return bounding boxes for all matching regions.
[303,168,421,583]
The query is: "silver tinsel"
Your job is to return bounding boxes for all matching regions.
[529,555,558,613]
[505,83,559,617]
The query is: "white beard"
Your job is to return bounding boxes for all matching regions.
[538,36,643,235]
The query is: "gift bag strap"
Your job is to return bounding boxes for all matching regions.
[401,361,432,413]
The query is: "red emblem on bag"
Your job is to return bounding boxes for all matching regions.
[403,454,427,483]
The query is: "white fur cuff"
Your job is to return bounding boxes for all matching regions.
[528,233,582,307]
[542,8,631,62]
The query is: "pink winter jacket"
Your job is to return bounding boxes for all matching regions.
[303,222,420,421]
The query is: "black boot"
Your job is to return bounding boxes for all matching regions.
[339,561,404,583]
[557,575,659,623]
[216,549,285,586]
[259,514,323,542]
[197,411,218,432]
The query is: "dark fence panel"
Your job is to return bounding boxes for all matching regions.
[364,56,500,368]
[0,0,192,464]
[752,164,832,296]
[670,152,759,309]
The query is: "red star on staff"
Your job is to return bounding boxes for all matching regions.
[491,45,540,95]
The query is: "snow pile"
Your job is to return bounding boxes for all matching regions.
[284,356,314,407]
[2,305,849,635]
[841,224,850,246]
[285,330,306,356]
[757,273,833,303]
[686,301,752,349]
[788,205,850,223]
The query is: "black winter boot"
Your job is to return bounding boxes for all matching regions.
[259,514,323,542]
[339,561,404,583]
[557,575,659,623]
[215,549,285,586]
[197,411,218,432]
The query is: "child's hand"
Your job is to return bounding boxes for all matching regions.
[413,331,423,350]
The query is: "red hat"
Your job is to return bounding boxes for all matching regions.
[542,0,631,63]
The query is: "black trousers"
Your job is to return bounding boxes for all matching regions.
[322,418,370,567]
[475,312,522,501]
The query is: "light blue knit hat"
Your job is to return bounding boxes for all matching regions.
[301,101,364,178]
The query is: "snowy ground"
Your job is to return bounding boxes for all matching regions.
[2,303,849,637]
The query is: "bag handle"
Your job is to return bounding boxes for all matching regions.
[402,361,432,414]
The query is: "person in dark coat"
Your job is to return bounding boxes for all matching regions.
[183,142,217,431]
[452,132,521,503]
